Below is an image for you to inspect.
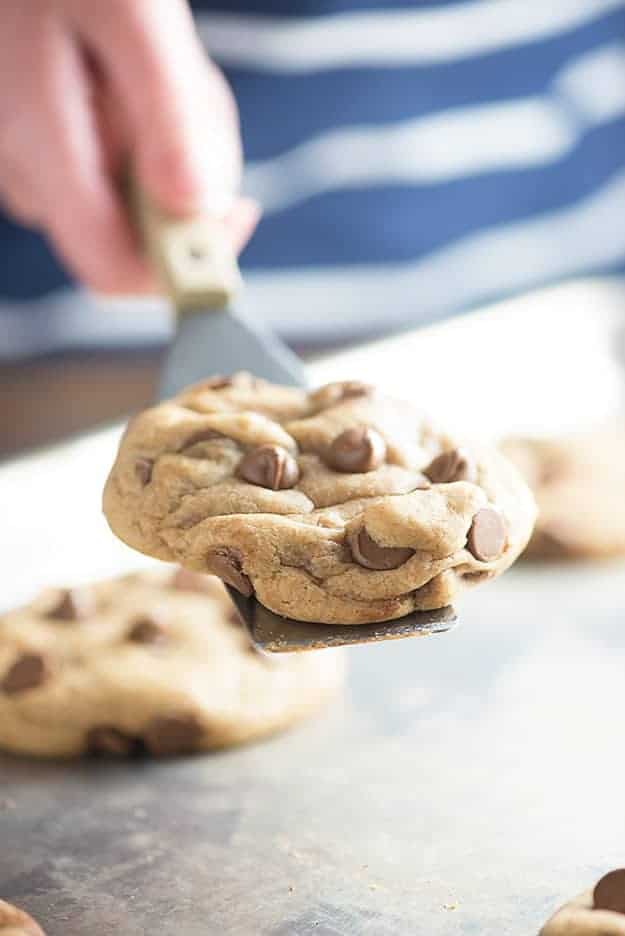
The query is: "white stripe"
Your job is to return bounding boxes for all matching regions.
[243,169,625,339]
[197,0,624,72]
[243,44,625,214]
[555,41,625,122]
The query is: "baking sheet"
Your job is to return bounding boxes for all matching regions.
[2,278,625,935]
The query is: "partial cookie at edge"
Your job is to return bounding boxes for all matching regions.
[0,899,46,936]
[502,430,625,560]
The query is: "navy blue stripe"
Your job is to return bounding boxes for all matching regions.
[224,8,625,160]
[193,1,471,16]
[240,116,625,269]
[0,218,70,300]
[1,111,623,301]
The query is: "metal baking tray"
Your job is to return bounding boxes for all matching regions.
[2,278,625,935]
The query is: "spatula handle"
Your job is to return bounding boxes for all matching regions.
[126,173,242,312]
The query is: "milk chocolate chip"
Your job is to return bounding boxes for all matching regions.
[128,615,167,645]
[87,726,137,757]
[237,444,299,490]
[143,714,204,756]
[47,587,94,621]
[135,458,153,486]
[1,653,49,694]
[205,548,253,596]
[467,507,507,562]
[594,869,625,915]
[328,427,386,473]
[349,527,414,570]
[425,447,476,484]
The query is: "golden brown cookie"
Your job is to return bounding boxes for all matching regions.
[0,568,344,758]
[540,870,625,934]
[0,899,45,936]
[103,374,536,625]
[502,430,625,560]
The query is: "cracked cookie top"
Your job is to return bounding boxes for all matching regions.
[103,374,536,625]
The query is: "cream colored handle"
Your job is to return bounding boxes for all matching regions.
[127,173,242,312]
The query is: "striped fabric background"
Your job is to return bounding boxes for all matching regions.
[2,0,625,353]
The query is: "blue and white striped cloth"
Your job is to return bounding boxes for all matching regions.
[2,0,625,352]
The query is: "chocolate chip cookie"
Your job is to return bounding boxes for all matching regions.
[0,568,344,758]
[502,429,625,560]
[0,899,45,936]
[103,374,536,625]
[540,869,625,934]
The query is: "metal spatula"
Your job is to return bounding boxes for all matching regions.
[129,179,457,651]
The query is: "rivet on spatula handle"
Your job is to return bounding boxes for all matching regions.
[125,171,242,312]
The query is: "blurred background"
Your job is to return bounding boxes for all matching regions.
[2,0,625,455]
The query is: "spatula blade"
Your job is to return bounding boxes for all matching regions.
[159,303,306,398]
[227,588,457,653]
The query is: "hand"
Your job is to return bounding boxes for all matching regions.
[0,0,258,293]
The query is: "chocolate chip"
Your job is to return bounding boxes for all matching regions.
[170,568,217,594]
[425,447,476,484]
[46,587,94,622]
[135,458,153,486]
[237,445,300,490]
[143,714,204,756]
[328,426,386,473]
[1,654,49,694]
[593,869,625,915]
[467,507,507,562]
[128,615,167,645]
[205,548,253,596]
[349,527,414,570]
[87,726,137,757]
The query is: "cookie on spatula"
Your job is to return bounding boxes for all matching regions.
[103,375,536,625]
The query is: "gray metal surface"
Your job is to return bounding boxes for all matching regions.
[159,302,307,398]
[228,587,457,652]
[3,561,625,936]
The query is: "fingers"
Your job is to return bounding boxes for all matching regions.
[0,0,256,298]
[0,4,153,293]
[66,0,242,218]
[0,164,41,225]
